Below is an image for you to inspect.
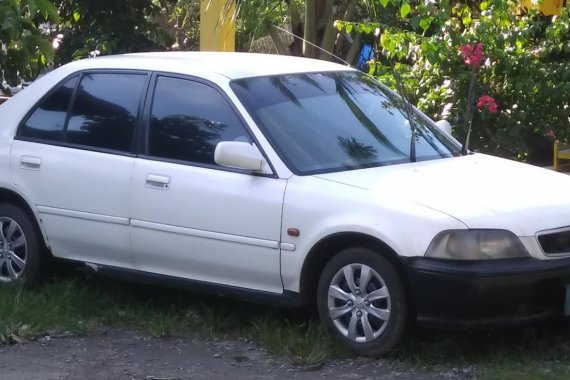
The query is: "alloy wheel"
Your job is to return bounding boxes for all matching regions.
[0,217,28,282]
[327,263,391,343]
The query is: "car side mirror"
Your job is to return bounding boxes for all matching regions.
[214,141,269,172]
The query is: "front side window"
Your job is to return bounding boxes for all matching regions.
[148,76,252,166]
[20,76,78,141]
[231,71,460,175]
[66,73,147,152]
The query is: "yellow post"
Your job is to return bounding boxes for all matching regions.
[200,0,236,52]
[522,0,564,16]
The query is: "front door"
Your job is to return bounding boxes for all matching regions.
[130,75,286,293]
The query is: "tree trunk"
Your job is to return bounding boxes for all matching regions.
[286,0,304,55]
[319,0,336,60]
[345,33,362,65]
[303,0,317,57]
[335,0,359,56]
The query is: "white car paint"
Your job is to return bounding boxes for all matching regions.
[0,52,569,298]
[279,173,468,292]
[11,141,135,268]
[314,154,570,237]
[130,158,287,293]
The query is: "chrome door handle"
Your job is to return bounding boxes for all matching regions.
[20,156,42,170]
[145,174,171,190]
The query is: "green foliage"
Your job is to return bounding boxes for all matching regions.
[236,0,290,52]
[337,1,570,163]
[54,0,173,63]
[152,0,200,51]
[1,0,178,94]
[235,1,391,59]
[0,0,59,94]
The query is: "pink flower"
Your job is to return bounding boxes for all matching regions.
[459,43,484,68]
[477,95,498,113]
[546,130,556,138]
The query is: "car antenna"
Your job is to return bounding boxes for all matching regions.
[272,25,354,67]
[272,25,417,163]
[389,59,417,162]
[461,70,477,155]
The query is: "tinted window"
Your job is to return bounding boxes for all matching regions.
[66,73,146,152]
[21,76,78,141]
[149,77,252,165]
[232,72,459,175]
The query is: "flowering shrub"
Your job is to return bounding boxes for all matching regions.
[336,1,570,163]
[477,95,498,113]
[456,42,498,152]
[459,43,483,68]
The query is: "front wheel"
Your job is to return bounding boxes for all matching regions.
[317,247,408,356]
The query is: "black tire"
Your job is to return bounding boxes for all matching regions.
[317,246,408,357]
[0,203,46,284]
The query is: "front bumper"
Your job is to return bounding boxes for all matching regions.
[402,256,570,327]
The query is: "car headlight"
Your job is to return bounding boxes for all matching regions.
[425,230,530,260]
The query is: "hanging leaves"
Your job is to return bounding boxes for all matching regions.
[400,3,411,19]
[0,0,59,93]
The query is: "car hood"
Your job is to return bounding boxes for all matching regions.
[314,154,570,236]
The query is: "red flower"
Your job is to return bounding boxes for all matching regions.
[459,43,484,68]
[477,95,498,113]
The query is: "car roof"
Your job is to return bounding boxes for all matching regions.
[63,52,355,80]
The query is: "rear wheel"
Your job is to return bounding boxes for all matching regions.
[317,247,408,356]
[0,203,45,284]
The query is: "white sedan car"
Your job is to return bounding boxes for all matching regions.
[0,52,569,356]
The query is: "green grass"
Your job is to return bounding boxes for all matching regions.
[0,271,349,364]
[0,277,183,341]
[3,271,570,378]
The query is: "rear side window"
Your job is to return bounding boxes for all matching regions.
[21,76,78,141]
[148,76,252,166]
[66,73,146,152]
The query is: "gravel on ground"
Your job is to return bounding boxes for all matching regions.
[0,329,471,380]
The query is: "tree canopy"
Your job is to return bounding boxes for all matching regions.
[1,0,176,94]
[0,0,59,94]
[54,0,172,64]
[2,0,569,163]
[337,0,570,163]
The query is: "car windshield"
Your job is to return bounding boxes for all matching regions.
[231,71,460,175]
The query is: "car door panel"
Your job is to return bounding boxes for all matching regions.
[130,74,286,293]
[11,141,134,268]
[131,160,286,293]
[10,71,148,268]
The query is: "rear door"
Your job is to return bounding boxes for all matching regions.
[130,74,286,293]
[11,71,149,268]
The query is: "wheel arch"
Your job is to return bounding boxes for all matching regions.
[299,232,414,314]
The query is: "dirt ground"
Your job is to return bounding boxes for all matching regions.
[0,329,470,380]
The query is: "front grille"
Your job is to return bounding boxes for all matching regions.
[538,229,570,255]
